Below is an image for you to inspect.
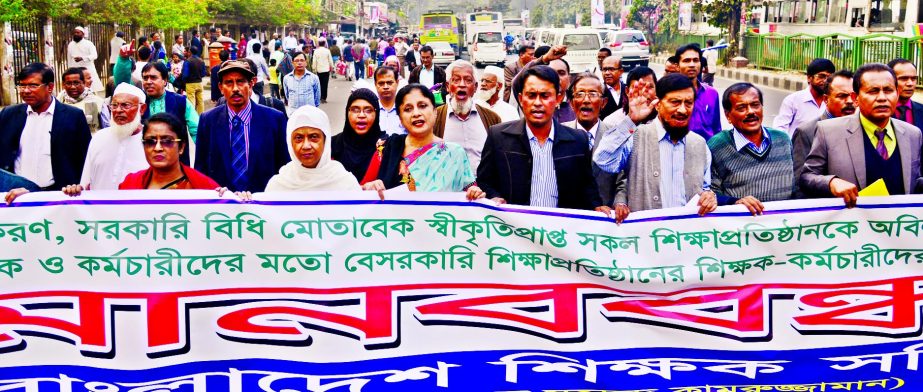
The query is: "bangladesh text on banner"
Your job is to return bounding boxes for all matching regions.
[0,190,921,391]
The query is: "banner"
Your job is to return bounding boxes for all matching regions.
[679,2,693,31]
[1,190,922,391]
[591,0,606,27]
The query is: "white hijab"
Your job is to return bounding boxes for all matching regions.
[266,105,361,191]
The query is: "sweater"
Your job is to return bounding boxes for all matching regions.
[707,128,794,204]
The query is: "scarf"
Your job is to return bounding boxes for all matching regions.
[58,88,92,104]
[331,88,386,180]
[266,105,361,191]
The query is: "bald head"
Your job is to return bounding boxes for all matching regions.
[601,56,623,88]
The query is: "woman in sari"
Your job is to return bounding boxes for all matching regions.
[330,88,387,183]
[362,84,486,200]
[265,105,361,191]
[119,113,219,190]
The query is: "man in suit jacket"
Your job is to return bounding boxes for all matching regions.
[599,56,626,120]
[477,65,607,213]
[888,58,923,132]
[801,63,923,207]
[407,46,446,89]
[791,70,856,197]
[195,61,290,192]
[0,63,91,190]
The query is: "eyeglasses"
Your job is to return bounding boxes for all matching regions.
[142,138,183,148]
[16,83,46,91]
[573,92,602,100]
[109,103,138,111]
[349,107,376,115]
[63,81,85,87]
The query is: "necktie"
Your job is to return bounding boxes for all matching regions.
[587,130,595,149]
[230,116,249,190]
[897,106,909,123]
[874,129,889,160]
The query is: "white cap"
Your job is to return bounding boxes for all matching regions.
[484,66,504,87]
[113,83,147,104]
[74,26,87,34]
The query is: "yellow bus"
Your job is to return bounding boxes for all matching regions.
[420,10,463,55]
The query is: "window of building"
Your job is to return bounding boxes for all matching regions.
[781,1,793,22]
[828,0,848,23]
[868,0,907,30]
[815,0,829,23]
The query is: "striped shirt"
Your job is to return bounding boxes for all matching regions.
[283,71,321,109]
[227,102,253,162]
[657,124,712,208]
[526,124,558,207]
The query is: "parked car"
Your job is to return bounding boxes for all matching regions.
[550,28,603,74]
[470,31,506,67]
[605,29,651,69]
[427,41,457,67]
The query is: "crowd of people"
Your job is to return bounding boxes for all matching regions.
[2,33,922,224]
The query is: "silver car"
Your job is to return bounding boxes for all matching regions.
[427,41,457,67]
[604,29,650,69]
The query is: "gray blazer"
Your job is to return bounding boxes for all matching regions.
[800,114,922,196]
[791,110,834,197]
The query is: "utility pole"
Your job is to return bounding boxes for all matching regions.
[358,0,364,37]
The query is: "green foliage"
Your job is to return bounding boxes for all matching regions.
[532,0,587,27]
[691,0,742,57]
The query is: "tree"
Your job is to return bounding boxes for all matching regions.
[693,0,745,57]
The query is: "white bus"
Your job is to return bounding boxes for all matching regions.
[464,11,504,47]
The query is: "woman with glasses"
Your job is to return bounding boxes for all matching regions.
[331,88,386,183]
[119,112,218,190]
[361,84,486,200]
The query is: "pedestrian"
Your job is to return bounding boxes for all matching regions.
[0,63,91,190]
[246,42,271,96]
[331,88,387,183]
[312,39,334,104]
[801,63,922,207]
[773,58,835,135]
[435,60,502,171]
[211,49,229,104]
[405,39,422,71]
[383,56,408,89]
[109,31,126,75]
[475,65,519,122]
[191,30,203,57]
[181,47,208,115]
[283,30,299,51]
[503,44,534,102]
[477,66,606,212]
[195,60,290,192]
[170,53,185,93]
[708,83,794,215]
[702,39,718,86]
[239,33,248,57]
[172,34,185,57]
[57,67,105,134]
[329,41,341,79]
[352,39,367,79]
[343,39,355,81]
[67,26,104,94]
[283,53,321,111]
[408,45,446,90]
[268,58,281,100]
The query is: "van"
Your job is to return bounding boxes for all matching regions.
[470,31,506,67]
[551,29,603,74]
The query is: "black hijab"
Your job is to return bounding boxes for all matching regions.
[331,88,387,180]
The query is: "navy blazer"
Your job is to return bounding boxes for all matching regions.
[476,119,603,210]
[194,103,290,192]
[0,100,91,189]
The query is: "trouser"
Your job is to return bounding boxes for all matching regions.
[184,82,204,114]
[254,81,265,96]
[318,72,330,101]
[702,73,716,86]
[355,60,365,79]
[269,83,281,100]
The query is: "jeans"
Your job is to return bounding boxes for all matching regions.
[269,83,281,100]
[355,60,365,79]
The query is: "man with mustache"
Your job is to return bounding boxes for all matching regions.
[195,61,290,192]
[140,62,198,165]
[475,66,520,123]
[791,70,856,197]
[773,58,835,135]
[599,73,717,223]
[434,60,502,171]
[67,26,103,95]
[477,65,608,214]
[707,83,794,216]
[802,63,923,207]
[887,58,923,132]
[562,73,607,149]
[61,84,150,195]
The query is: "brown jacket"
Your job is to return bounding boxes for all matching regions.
[433,103,502,138]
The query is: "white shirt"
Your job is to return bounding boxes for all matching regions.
[703,48,719,74]
[477,99,520,123]
[282,36,299,51]
[607,84,621,106]
[247,53,270,83]
[80,127,148,189]
[15,100,56,188]
[109,36,125,63]
[379,104,406,135]
[67,39,103,92]
[443,101,489,171]
[132,61,148,84]
[419,66,435,88]
[312,47,334,73]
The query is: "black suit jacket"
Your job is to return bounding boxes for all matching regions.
[408,65,446,86]
[600,83,626,120]
[194,103,290,192]
[216,95,288,119]
[476,119,603,210]
[0,100,91,189]
[893,101,923,135]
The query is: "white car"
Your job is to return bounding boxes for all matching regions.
[550,29,603,74]
[427,41,457,67]
[604,29,651,69]
[470,31,506,67]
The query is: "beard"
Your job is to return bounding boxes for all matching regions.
[450,95,474,115]
[73,35,83,42]
[475,87,497,103]
[662,121,690,141]
[111,114,142,140]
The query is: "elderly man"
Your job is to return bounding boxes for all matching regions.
[0,63,90,190]
[62,84,150,194]
[57,67,105,134]
[475,65,519,122]
[196,60,289,192]
[801,63,923,207]
[563,73,607,149]
[67,26,103,94]
[434,60,502,170]
[477,65,606,213]
[141,62,198,164]
[707,83,794,215]
[774,58,835,135]
[791,70,856,197]
[503,44,534,102]
[595,73,717,223]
